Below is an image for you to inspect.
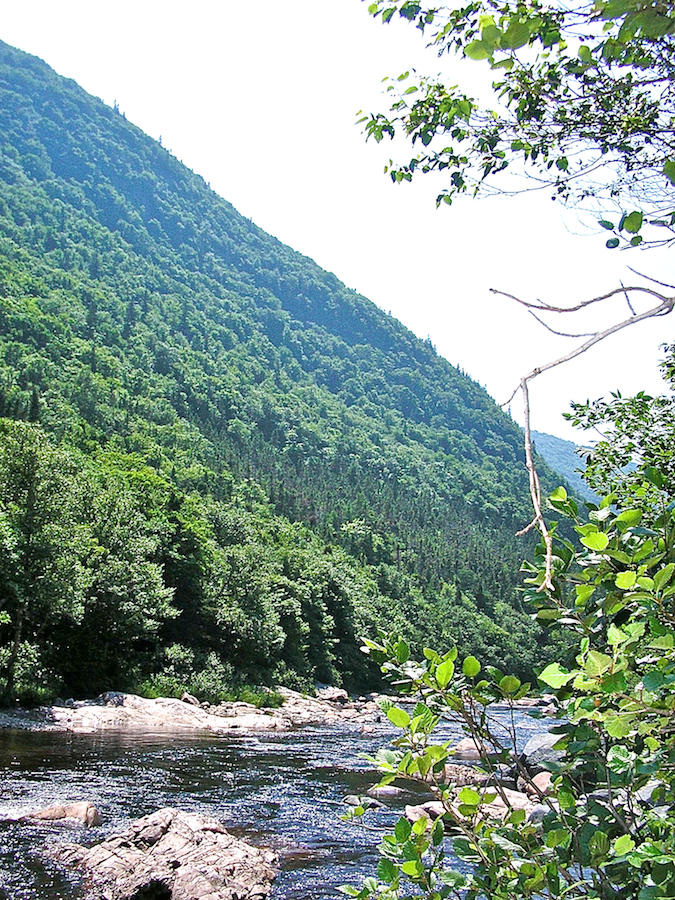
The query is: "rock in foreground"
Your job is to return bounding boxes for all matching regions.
[56,808,277,900]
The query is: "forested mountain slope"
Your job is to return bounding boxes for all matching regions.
[0,39,562,700]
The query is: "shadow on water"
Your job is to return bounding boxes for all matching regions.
[0,709,545,900]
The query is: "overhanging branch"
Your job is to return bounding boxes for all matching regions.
[497,285,675,591]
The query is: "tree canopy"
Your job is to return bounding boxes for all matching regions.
[363,0,675,247]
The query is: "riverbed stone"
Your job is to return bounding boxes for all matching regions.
[520,731,564,772]
[450,738,485,760]
[55,807,277,900]
[519,770,553,796]
[25,801,102,827]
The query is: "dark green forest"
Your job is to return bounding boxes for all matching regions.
[0,39,565,702]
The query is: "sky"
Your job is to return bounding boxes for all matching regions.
[1,1,673,441]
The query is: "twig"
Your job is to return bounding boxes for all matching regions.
[621,281,636,316]
[626,266,675,290]
[528,309,595,338]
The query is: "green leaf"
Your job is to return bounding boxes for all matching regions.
[387,706,411,728]
[607,745,636,774]
[463,656,481,677]
[377,858,397,884]
[622,211,643,233]
[664,160,675,186]
[607,623,628,645]
[550,486,568,502]
[606,237,620,249]
[458,787,481,805]
[614,834,636,856]
[644,467,665,488]
[412,816,429,835]
[576,584,595,604]
[615,571,637,589]
[432,817,444,846]
[654,563,675,592]
[499,675,521,695]
[395,817,412,843]
[647,634,674,650]
[502,21,530,48]
[401,860,425,878]
[546,828,570,848]
[589,831,610,859]
[465,40,491,60]
[539,662,574,688]
[436,657,455,688]
[581,532,609,551]
[615,508,642,527]
[605,713,634,738]
[599,219,615,230]
[585,650,612,677]
[395,639,410,664]
[481,23,502,48]
[558,790,575,809]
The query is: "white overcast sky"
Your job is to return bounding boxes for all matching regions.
[2,1,673,441]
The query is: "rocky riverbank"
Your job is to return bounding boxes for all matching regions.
[0,686,385,734]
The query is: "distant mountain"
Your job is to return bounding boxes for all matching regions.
[0,39,562,698]
[532,431,596,502]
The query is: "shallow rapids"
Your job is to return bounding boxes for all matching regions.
[0,710,546,899]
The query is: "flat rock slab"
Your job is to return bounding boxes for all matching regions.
[16,690,383,734]
[46,694,287,733]
[56,807,277,900]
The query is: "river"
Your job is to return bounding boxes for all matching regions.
[0,708,547,899]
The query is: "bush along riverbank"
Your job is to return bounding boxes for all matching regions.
[345,464,675,900]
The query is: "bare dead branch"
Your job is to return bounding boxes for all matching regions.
[491,284,668,314]
[519,377,554,590]
[513,293,674,384]
[498,285,675,592]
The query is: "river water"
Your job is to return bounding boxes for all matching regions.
[0,709,546,900]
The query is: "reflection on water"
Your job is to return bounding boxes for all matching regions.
[0,709,546,899]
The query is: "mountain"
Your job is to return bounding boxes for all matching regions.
[532,431,596,502]
[0,39,561,701]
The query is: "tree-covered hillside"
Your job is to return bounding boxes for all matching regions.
[0,39,561,701]
[532,432,596,503]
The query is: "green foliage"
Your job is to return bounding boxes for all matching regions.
[0,40,570,699]
[134,643,285,707]
[566,344,675,508]
[348,361,675,899]
[364,0,675,246]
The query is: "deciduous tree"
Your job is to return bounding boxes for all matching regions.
[363,0,675,247]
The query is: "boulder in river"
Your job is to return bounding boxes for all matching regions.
[56,807,277,900]
[24,802,102,827]
[520,731,564,773]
